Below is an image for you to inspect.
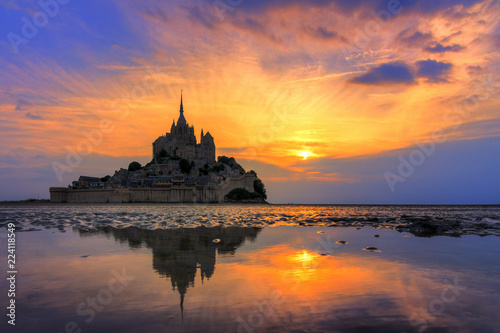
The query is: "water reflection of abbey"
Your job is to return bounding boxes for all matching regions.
[78,226,261,317]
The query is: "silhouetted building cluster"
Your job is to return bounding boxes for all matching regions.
[153,92,216,164]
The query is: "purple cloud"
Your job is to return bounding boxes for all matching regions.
[182,4,218,30]
[416,59,452,83]
[15,99,32,111]
[141,6,170,24]
[350,62,415,85]
[232,17,283,44]
[303,26,345,42]
[425,43,465,53]
[397,30,434,48]
[466,65,483,75]
[25,113,43,120]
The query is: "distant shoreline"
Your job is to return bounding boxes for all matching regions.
[1,199,50,204]
[0,200,498,207]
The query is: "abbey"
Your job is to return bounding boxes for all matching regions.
[152,93,216,164]
[50,92,265,203]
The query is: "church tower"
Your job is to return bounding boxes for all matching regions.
[152,91,215,164]
[171,91,196,145]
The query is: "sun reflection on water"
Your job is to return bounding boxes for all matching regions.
[287,250,321,281]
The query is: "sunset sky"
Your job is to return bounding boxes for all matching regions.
[1,0,499,203]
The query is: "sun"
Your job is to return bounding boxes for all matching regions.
[299,151,313,160]
[289,149,323,162]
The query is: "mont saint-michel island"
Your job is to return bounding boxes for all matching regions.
[50,93,267,204]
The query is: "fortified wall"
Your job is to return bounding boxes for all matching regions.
[50,174,255,203]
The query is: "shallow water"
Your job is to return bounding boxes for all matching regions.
[1,204,500,332]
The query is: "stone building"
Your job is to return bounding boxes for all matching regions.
[153,93,216,164]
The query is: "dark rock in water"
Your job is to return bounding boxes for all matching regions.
[81,255,90,258]
[355,227,362,230]
[396,219,462,237]
[336,240,348,245]
[373,234,380,238]
[363,246,381,252]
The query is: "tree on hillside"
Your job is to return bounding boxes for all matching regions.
[254,177,267,200]
[218,156,245,173]
[225,188,261,201]
[212,164,225,173]
[100,175,111,182]
[145,158,156,168]
[159,149,168,157]
[249,170,266,200]
[179,158,191,174]
[128,161,142,172]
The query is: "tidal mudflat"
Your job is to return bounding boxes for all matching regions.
[1,204,499,332]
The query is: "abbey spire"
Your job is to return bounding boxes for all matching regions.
[177,90,187,125]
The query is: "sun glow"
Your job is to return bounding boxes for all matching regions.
[292,250,319,265]
[287,250,321,282]
[298,150,315,160]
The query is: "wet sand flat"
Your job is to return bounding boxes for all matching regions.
[1,204,500,332]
